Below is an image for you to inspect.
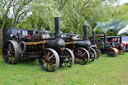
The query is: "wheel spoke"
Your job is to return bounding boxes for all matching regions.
[47,51,51,58]
[8,57,12,63]
[48,54,54,60]
[4,48,8,51]
[80,52,86,57]
[8,44,12,51]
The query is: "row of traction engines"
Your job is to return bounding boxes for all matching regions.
[2,17,99,72]
[89,32,125,57]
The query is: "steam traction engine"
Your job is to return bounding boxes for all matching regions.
[61,25,96,65]
[97,33,124,57]
[104,36,125,55]
[2,17,74,72]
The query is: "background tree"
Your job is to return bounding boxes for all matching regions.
[0,0,33,29]
[0,0,127,34]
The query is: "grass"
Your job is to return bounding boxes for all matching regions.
[0,53,128,85]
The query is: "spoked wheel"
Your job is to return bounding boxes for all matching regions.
[89,48,96,62]
[39,48,60,72]
[119,48,125,55]
[74,48,90,65]
[60,48,74,67]
[19,41,26,54]
[95,48,101,59]
[107,48,118,57]
[2,40,20,64]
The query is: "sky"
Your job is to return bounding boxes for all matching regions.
[120,0,128,5]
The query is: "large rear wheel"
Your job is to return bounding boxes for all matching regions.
[39,48,60,72]
[74,48,90,65]
[2,40,20,64]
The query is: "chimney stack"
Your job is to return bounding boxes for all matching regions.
[55,17,60,38]
[83,24,88,40]
[93,31,96,44]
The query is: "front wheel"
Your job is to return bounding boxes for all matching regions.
[89,48,96,62]
[60,48,74,67]
[95,49,101,59]
[74,48,90,65]
[39,48,60,72]
[119,49,125,55]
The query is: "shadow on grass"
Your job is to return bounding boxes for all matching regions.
[100,53,119,58]
[0,58,73,73]
[0,58,39,68]
[19,60,39,66]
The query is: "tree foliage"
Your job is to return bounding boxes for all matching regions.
[0,0,127,35]
[0,0,33,29]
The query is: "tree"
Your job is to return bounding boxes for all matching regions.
[60,0,104,34]
[0,0,33,29]
[11,0,122,35]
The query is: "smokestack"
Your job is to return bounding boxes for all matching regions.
[120,35,122,44]
[92,31,96,44]
[55,17,60,38]
[83,24,88,40]
[104,33,107,44]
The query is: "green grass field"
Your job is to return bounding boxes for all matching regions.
[0,53,128,85]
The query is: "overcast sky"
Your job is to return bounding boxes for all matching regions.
[120,0,128,5]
